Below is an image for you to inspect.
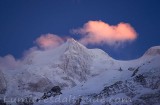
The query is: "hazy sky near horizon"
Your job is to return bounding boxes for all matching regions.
[0,0,160,60]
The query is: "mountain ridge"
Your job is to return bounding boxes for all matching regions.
[0,38,160,105]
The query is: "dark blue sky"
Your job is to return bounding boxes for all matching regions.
[0,0,160,60]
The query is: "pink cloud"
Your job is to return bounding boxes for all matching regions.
[35,34,64,49]
[72,20,138,45]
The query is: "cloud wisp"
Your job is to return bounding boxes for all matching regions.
[72,20,137,46]
[35,33,64,50]
[0,55,21,70]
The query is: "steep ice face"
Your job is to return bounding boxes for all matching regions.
[59,39,92,82]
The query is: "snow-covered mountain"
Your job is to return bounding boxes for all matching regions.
[0,39,160,105]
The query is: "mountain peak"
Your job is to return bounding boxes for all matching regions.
[144,46,160,56]
[66,38,77,43]
[65,38,86,51]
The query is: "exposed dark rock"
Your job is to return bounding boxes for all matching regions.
[134,74,146,86]
[100,81,127,97]
[74,97,82,105]
[128,67,135,71]
[131,67,140,77]
[51,86,62,94]
[37,86,62,102]
[0,99,7,105]
[118,67,123,71]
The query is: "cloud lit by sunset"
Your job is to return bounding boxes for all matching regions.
[72,20,137,45]
[35,34,64,49]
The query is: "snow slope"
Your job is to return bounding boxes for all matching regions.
[0,39,160,105]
